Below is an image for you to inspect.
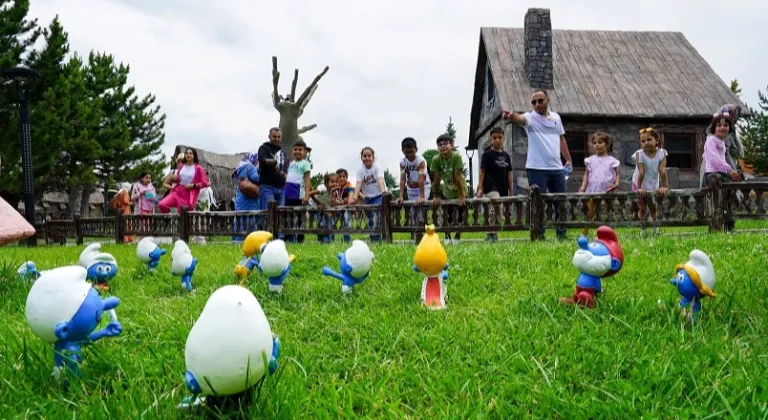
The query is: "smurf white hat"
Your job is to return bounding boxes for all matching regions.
[25,265,93,343]
[78,243,117,270]
[675,250,716,297]
[119,182,132,192]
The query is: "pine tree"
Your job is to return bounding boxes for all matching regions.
[741,86,768,175]
[383,168,397,191]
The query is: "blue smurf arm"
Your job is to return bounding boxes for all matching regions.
[321,266,346,282]
[181,258,198,291]
[88,297,123,342]
[185,370,202,395]
[412,265,420,273]
[269,335,280,374]
[148,248,166,269]
[269,265,293,286]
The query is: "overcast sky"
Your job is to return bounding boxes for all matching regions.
[29,0,767,185]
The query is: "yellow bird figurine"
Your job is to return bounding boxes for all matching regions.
[413,225,450,309]
[235,231,273,286]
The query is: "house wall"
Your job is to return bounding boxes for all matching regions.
[475,117,710,194]
[477,60,502,132]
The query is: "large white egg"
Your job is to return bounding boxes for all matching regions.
[345,240,374,278]
[185,285,274,396]
[25,266,93,343]
[259,240,290,277]
[136,237,158,263]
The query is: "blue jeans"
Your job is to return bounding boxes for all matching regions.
[365,195,383,242]
[527,169,567,239]
[260,185,285,239]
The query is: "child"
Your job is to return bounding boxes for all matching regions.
[579,132,620,193]
[196,170,216,212]
[349,147,387,242]
[396,138,431,242]
[475,127,513,241]
[703,112,740,231]
[310,172,341,243]
[431,134,468,244]
[132,171,157,216]
[110,182,133,242]
[632,127,668,227]
[284,140,312,243]
[336,168,354,242]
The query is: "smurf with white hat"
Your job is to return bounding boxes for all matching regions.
[78,243,118,291]
[25,265,123,385]
[17,261,41,281]
[670,249,716,323]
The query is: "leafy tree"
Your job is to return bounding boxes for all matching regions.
[310,172,324,190]
[741,86,768,175]
[730,79,742,98]
[383,168,397,191]
[443,116,469,179]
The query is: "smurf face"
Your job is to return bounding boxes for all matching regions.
[572,236,621,277]
[88,262,117,282]
[670,269,701,300]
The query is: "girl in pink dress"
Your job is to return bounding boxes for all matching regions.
[579,132,620,193]
[158,148,210,213]
[132,171,157,215]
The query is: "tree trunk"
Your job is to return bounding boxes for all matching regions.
[80,185,93,217]
[0,191,21,213]
[68,186,81,217]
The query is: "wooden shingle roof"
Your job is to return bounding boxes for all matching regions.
[470,27,744,144]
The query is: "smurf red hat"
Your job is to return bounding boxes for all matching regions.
[595,226,623,277]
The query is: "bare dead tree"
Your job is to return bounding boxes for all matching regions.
[271,56,329,154]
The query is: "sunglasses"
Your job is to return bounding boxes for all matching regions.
[531,98,545,105]
[639,128,654,134]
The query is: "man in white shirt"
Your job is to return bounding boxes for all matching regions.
[502,89,572,240]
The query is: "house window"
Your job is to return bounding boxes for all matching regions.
[563,132,589,168]
[663,133,696,170]
[485,64,495,104]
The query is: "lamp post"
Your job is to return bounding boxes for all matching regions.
[4,66,40,247]
[465,146,476,197]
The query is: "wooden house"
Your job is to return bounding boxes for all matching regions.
[467,8,746,192]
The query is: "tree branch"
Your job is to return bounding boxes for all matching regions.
[296,65,329,109]
[271,56,280,109]
[299,84,318,113]
[290,69,298,101]
[298,124,317,135]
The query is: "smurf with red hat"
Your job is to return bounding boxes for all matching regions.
[670,249,716,323]
[559,225,624,308]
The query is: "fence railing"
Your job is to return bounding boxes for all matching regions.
[31,175,768,245]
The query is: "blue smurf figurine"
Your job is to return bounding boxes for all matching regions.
[256,240,296,294]
[171,240,197,292]
[670,249,716,324]
[137,237,166,271]
[559,226,624,308]
[78,243,118,291]
[322,240,375,294]
[17,261,41,281]
[25,265,123,384]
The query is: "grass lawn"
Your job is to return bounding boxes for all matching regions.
[1,230,767,418]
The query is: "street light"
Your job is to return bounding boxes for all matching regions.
[4,65,40,247]
[464,146,476,197]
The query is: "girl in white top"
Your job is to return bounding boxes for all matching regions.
[349,147,387,242]
[631,127,669,223]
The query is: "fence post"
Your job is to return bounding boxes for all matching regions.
[115,211,124,244]
[381,192,392,243]
[74,215,84,245]
[179,206,190,242]
[529,186,542,241]
[267,200,278,237]
[707,174,723,232]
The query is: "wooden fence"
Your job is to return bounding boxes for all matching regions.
[34,175,768,245]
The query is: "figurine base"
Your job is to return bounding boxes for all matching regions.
[341,285,352,295]
[269,284,283,294]
[421,276,447,310]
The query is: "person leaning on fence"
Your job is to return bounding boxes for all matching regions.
[501,89,573,241]
[110,182,133,243]
[258,127,289,211]
[475,127,513,242]
[431,134,468,245]
[284,140,312,244]
[349,147,387,243]
[703,111,740,232]
[158,147,210,214]
[632,127,669,233]
[309,172,341,243]
[700,104,744,188]
[131,171,157,237]
[232,152,261,242]
[336,168,354,243]
[396,137,430,243]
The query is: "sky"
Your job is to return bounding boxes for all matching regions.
[28,0,768,186]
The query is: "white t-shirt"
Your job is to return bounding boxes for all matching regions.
[178,165,196,185]
[356,164,385,198]
[523,111,566,170]
[400,155,431,191]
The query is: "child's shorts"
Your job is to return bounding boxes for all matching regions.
[407,186,431,201]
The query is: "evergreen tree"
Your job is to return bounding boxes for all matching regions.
[741,86,768,175]
[383,168,397,191]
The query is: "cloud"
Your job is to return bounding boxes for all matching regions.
[29,0,768,188]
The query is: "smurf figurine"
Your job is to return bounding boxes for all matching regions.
[413,225,450,310]
[17,261,41,281]
[560,225,624,308]
[234,231,273,286]
[136,237,166,271]
[171,240,198,292]
[178,285,280,412]
[25,265,122,383]
[670,250,716,323]
[321,240,375,294]
[257,239,296,294]
[78,243,118,291]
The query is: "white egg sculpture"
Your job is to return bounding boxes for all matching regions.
[345,240,374,278]
[136,237,158,263]
[259,240,290,278]
[25,266,92,344]
[185,285,274,396]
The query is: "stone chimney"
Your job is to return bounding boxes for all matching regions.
[524,8,554,90]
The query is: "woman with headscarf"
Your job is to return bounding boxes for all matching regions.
[109,182,134,242]
[232,152,261,242]
[700,104,744,187]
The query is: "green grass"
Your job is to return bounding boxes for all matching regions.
[1,231,768,418]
